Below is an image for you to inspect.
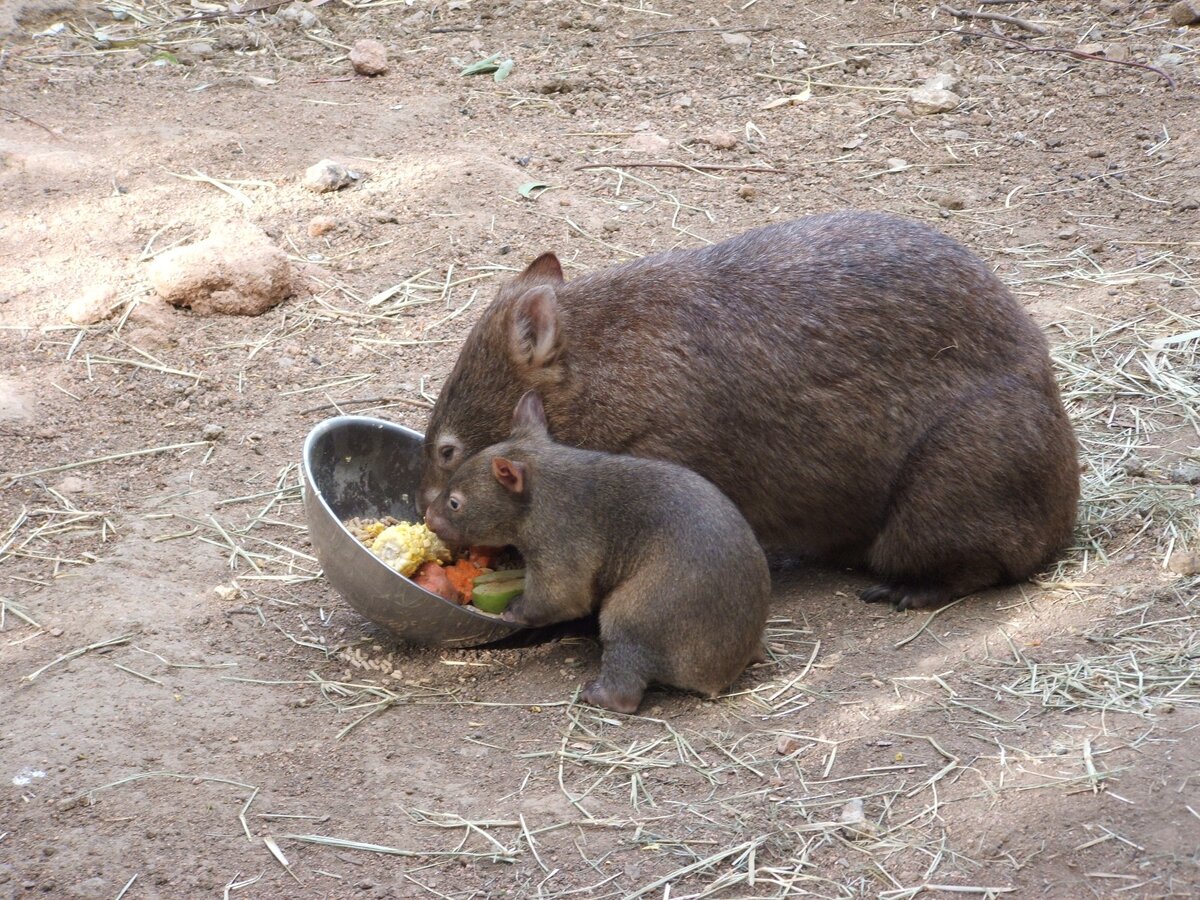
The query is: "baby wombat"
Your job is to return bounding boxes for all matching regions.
[423,392,770,714]
[418,211,1080,611]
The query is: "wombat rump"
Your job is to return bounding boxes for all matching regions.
[419,211,1080,610]
[424,392,771,714]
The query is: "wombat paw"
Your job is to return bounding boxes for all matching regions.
[861,583,952,611]
[581,680,642,715]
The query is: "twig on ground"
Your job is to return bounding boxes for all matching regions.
[575,162,785,175]
[938,4,1047,35]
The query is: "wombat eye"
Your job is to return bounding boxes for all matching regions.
[438,444,457,465]
[448,496,462,511]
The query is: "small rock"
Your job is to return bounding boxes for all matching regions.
[602,219,621,233]
[307,216,337,237]
[202,424,225,440]
[908,86,961,115]
[775,735,804,755]
[737,184,757,201]
[276,3,320,30]
[886,157,909,172]
[624,131,671,154]
[699,129,737,150]
[936,192,966,210]
[1086,148,1106,158]
[1120,455,1146,477]
[673,94,692,108]
[56,476,86,494]
[1167,550,1200,576]
[923,72,959,92]
[1171,463,1200,485]
[943,128,970,141]
[350,38,388,76]
[835,801,873,840]
[1056,225,1079,241]
[1099,0,1124,12]
[720,31,752,48]
[49,628,64,637]
[1155,52,1186,69]
[1169,0,1200,25]
[186,42,214,61]
[148,222,292,316]
[303,159,360,193]
[65,284,119,325]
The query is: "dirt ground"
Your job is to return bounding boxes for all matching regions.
[2,0,1199,897]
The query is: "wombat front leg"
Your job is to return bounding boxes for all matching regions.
[501,580,593,628]
[580,641,651,714]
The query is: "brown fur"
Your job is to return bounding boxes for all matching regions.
[424,393,770,714]
[418,211,1080,610]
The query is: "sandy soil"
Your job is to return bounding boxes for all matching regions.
[2,1,1199,898]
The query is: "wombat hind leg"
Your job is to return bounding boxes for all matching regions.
[581,641,652,714]
[868,378,1078,610]
[860,583,952,611]
[581,677,645,714]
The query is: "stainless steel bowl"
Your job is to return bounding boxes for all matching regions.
[301,415,525,648]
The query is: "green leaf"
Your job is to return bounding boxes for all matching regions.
[460,52,503,76]
[493,59,514,83]
[147,50,182,66]
[517,181,552,200]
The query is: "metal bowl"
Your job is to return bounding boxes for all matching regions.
[301,415,525,648]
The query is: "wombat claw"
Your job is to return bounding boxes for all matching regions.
[861,583,948,611]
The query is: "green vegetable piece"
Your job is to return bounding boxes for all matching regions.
[472,578,524,614]
[474,568,526,585]
[460,53,503,76]
[517,181,552,200]
[493,59,514,82]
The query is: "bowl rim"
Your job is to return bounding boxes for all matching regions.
[301,414,519,626]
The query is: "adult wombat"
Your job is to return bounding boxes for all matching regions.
[424,391,770,713]
[418,211,1079,610]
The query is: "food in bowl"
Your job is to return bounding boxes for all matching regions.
[344,517,524,614]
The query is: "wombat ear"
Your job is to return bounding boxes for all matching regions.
[513,390,548,434]
[519,252,564,285]
[510,285,561,371]
[491,457,527,494]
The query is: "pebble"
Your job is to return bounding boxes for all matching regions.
[56,476,86,493]
[202,424,225,441]
[1171,463,1200,485]
[720,31,752,48]
[923,72,959,92]
[64,284,119,325]
[1168,550,1200,576]
[698,129,737,150]
[775,735,804,755]
[623,131,670,153]
[838,798,867,835]
[673,94,692,108]
[737,184,757,201]
[908,86,961,115]
[276,4,320,30]
[148,221,292,316]
[1169,0,1200,25]
[602,219,621,233]
[307,215,337,237]
[303,159,360,193]
[936,192,967,210]
[350,38,389,76]
[186,42,214,61]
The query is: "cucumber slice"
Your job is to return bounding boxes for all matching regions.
[473,567,526,586]
[471,578,524,614]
